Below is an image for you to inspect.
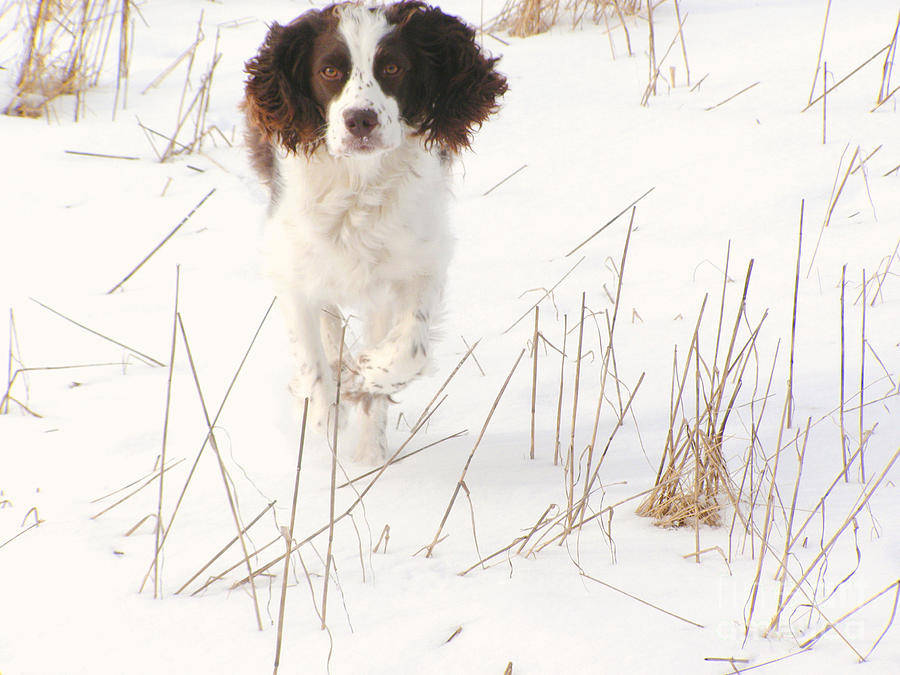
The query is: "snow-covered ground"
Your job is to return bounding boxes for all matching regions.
[2,1,899,673]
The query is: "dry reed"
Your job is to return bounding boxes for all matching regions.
[177,313,264,630]
[4,0,130,119]
[637,259,760,529]
[273,399,309,674]
[491,0,646,38]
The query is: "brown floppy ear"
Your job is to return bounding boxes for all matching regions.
[388,2,508,153]
[243,13,325,155]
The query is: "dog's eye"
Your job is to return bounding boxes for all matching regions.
[382,63,401,77]
[321,66,342,81]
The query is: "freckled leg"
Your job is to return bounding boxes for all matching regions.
[278,294,342,433]
[354,303,394,463]
[356,275,441,397]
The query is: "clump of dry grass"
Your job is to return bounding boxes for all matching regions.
[3,0,130,119]
[636,256,761,530]
[491,0,645,38]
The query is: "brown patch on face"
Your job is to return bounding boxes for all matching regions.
[384,1,508,154]
[242,6,344,157]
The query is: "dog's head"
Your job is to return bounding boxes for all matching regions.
[243,1,507,158]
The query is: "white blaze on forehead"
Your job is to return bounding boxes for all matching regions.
[337,5,391,74]
[326,5,402,156]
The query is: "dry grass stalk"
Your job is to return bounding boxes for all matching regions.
[566,187,654,258]
[274,399,309,675]
[529,307,539,460]
[644,0,657,100]
[192,534,282,598]
[799,579,900,656]
[177,314,264,631]
[372,524,390,553]
[581,571,704,628]
[786,202,803,428]
[424,348,526,558]
[148,13,221,163]
[234,345,482,589]
[107,188,217,294]
[152,265,180,599]
[704,81,760,112]
[840,264,849,480]
[112,0,131,118]
[89,458,184,520]
[877,12,899,105]
[802,43,892,112]
[571,212,637,528]
[2,362,124,417]
[63,149,138,160]
[321,325,348,632]
[554,314,567,465]
[3,309,24,416]
[4,310,14,415]
[338,427,467,489]
[4,0,129,119]
[30,297,164,367]
[565,294,587,527]
[504,257,584,333]
[859,268,867,482]
[483,163,528,196]
[639,1,694,104]
[175,500,275,596]
[139,298,276,593]
[806,145,859,278]
[763,443,900,637]
[868,238,900,307]
[772,418,810,628]
[807,0,831,105]
[744,390,791,640]
[822,63,828,144]
[0,518,43,552]
[673,0,689,86]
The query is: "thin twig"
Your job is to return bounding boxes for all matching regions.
[580,572,704,629]
[108,188,216,294]
[483,163,528,196]
[565,187,654,258]
[704,81,760,111]
[504,258,585,334]
[178,314,264,631]
[153,266,180,598]
[274,399,309,674]
[424,349,526,558]
[175,500,276,596]
[29,298,164,367]
[802,44,892,112]
[139,298,276,593]
[321,326,347,631]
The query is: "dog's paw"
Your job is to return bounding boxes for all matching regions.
[289,375,345,433]
[353,433,387,465]
[357,341,427,395]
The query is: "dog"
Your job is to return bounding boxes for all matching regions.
[243,2,506,462]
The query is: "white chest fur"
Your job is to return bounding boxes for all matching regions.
[266,140,452,308]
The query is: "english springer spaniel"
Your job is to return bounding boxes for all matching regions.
[243,2,506,462]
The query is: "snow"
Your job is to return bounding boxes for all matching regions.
[2,1,899,673]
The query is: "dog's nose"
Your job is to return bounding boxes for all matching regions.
[343,108,379,138]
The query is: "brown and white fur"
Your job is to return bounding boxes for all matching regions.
[243,2,506,462]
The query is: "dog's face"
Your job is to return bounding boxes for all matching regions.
[244,1,507,157]
[312,7,408,156]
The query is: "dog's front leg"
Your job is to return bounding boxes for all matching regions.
[357,275,441,397]
[279,294,342,433]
